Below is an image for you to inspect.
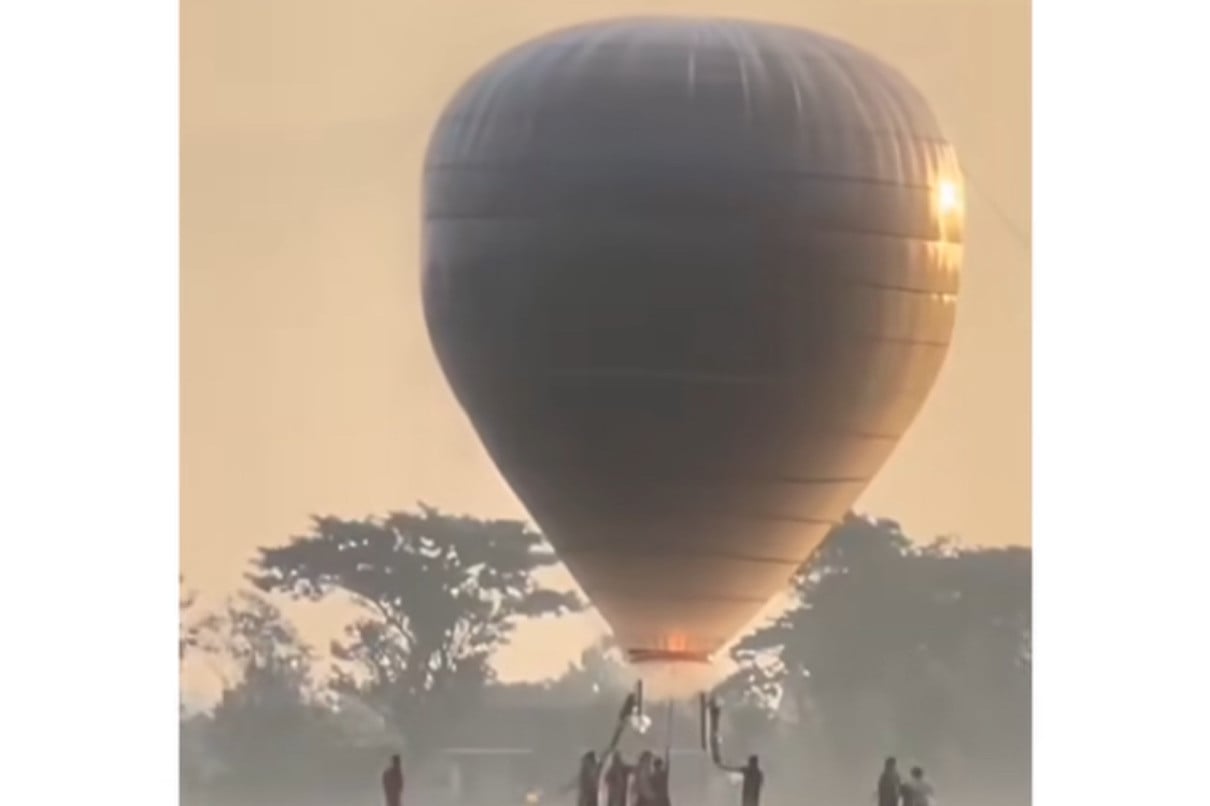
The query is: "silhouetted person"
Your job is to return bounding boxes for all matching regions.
[575,693,636,806]
[605,754,633,806]
[382,754,404,806]
[629,745,648,803]
[719,755,763,806]
[577,751,601,806]
[900,767,934,806]
[878,757,901,806]
[652,756,671,806]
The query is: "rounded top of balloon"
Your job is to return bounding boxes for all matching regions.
[422,17,963,664]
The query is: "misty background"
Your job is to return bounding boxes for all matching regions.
[180,510,1029,806]
[181,1,1029,804]
[182,0,1030,688]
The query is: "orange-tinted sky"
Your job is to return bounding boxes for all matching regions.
[181,0,1029,692]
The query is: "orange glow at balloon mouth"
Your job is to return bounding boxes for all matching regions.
[626,648,712,664]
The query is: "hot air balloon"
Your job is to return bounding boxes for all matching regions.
[421,18,963,666]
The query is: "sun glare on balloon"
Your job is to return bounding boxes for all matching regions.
[938,180,961,216]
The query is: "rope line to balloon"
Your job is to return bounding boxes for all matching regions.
[963,168,1031,255]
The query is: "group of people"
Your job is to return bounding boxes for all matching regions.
[877,757,936,806]
[574,749,763,806]
[575,748,670,806]
[384,748,931,806]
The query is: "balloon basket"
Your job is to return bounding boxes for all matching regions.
[625,648,712,664]
[621,651,727,702]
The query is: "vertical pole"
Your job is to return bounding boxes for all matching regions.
[708,697,724,768]
[664,699,675,755]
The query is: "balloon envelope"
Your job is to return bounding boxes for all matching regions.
[422,18,963,661]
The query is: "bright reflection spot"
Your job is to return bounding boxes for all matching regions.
[630,712,653,734]
[938,180,961,216]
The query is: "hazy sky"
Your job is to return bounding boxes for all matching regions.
[181,0,1029,693]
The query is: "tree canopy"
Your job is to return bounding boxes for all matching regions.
[182,507,1030,806]
[731,516,1030,801]
[248,505,582,754]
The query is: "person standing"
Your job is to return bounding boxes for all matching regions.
[605,753,634,806]
[577,751,602,806]
[634,751,658,806]
[877,757,901,806]
[382,754,404,806]
[651,755,671,806]
[717,755,763,806]
[900,767,935,806]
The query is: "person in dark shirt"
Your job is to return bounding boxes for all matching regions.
[604,752,634,806]
[877,757,901,806]
[652,755,671,806]
[719,755,763,806]
[381,754,404,806]
[567,693,635,806]
[634,751,658,806]
[577,751,602,806]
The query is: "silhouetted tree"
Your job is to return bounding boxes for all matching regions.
[182,510,1030,806]
[180,580,196,661]
[183,592,375,806]
[731,515,1031,803]
[548,638,631,697]
[525,640,633,761]
[249,504,583,757]
[180,575,219,661]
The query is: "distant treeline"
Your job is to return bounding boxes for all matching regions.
[180,508,1030,806]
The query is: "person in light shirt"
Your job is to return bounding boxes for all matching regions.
[899,766,935,806]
